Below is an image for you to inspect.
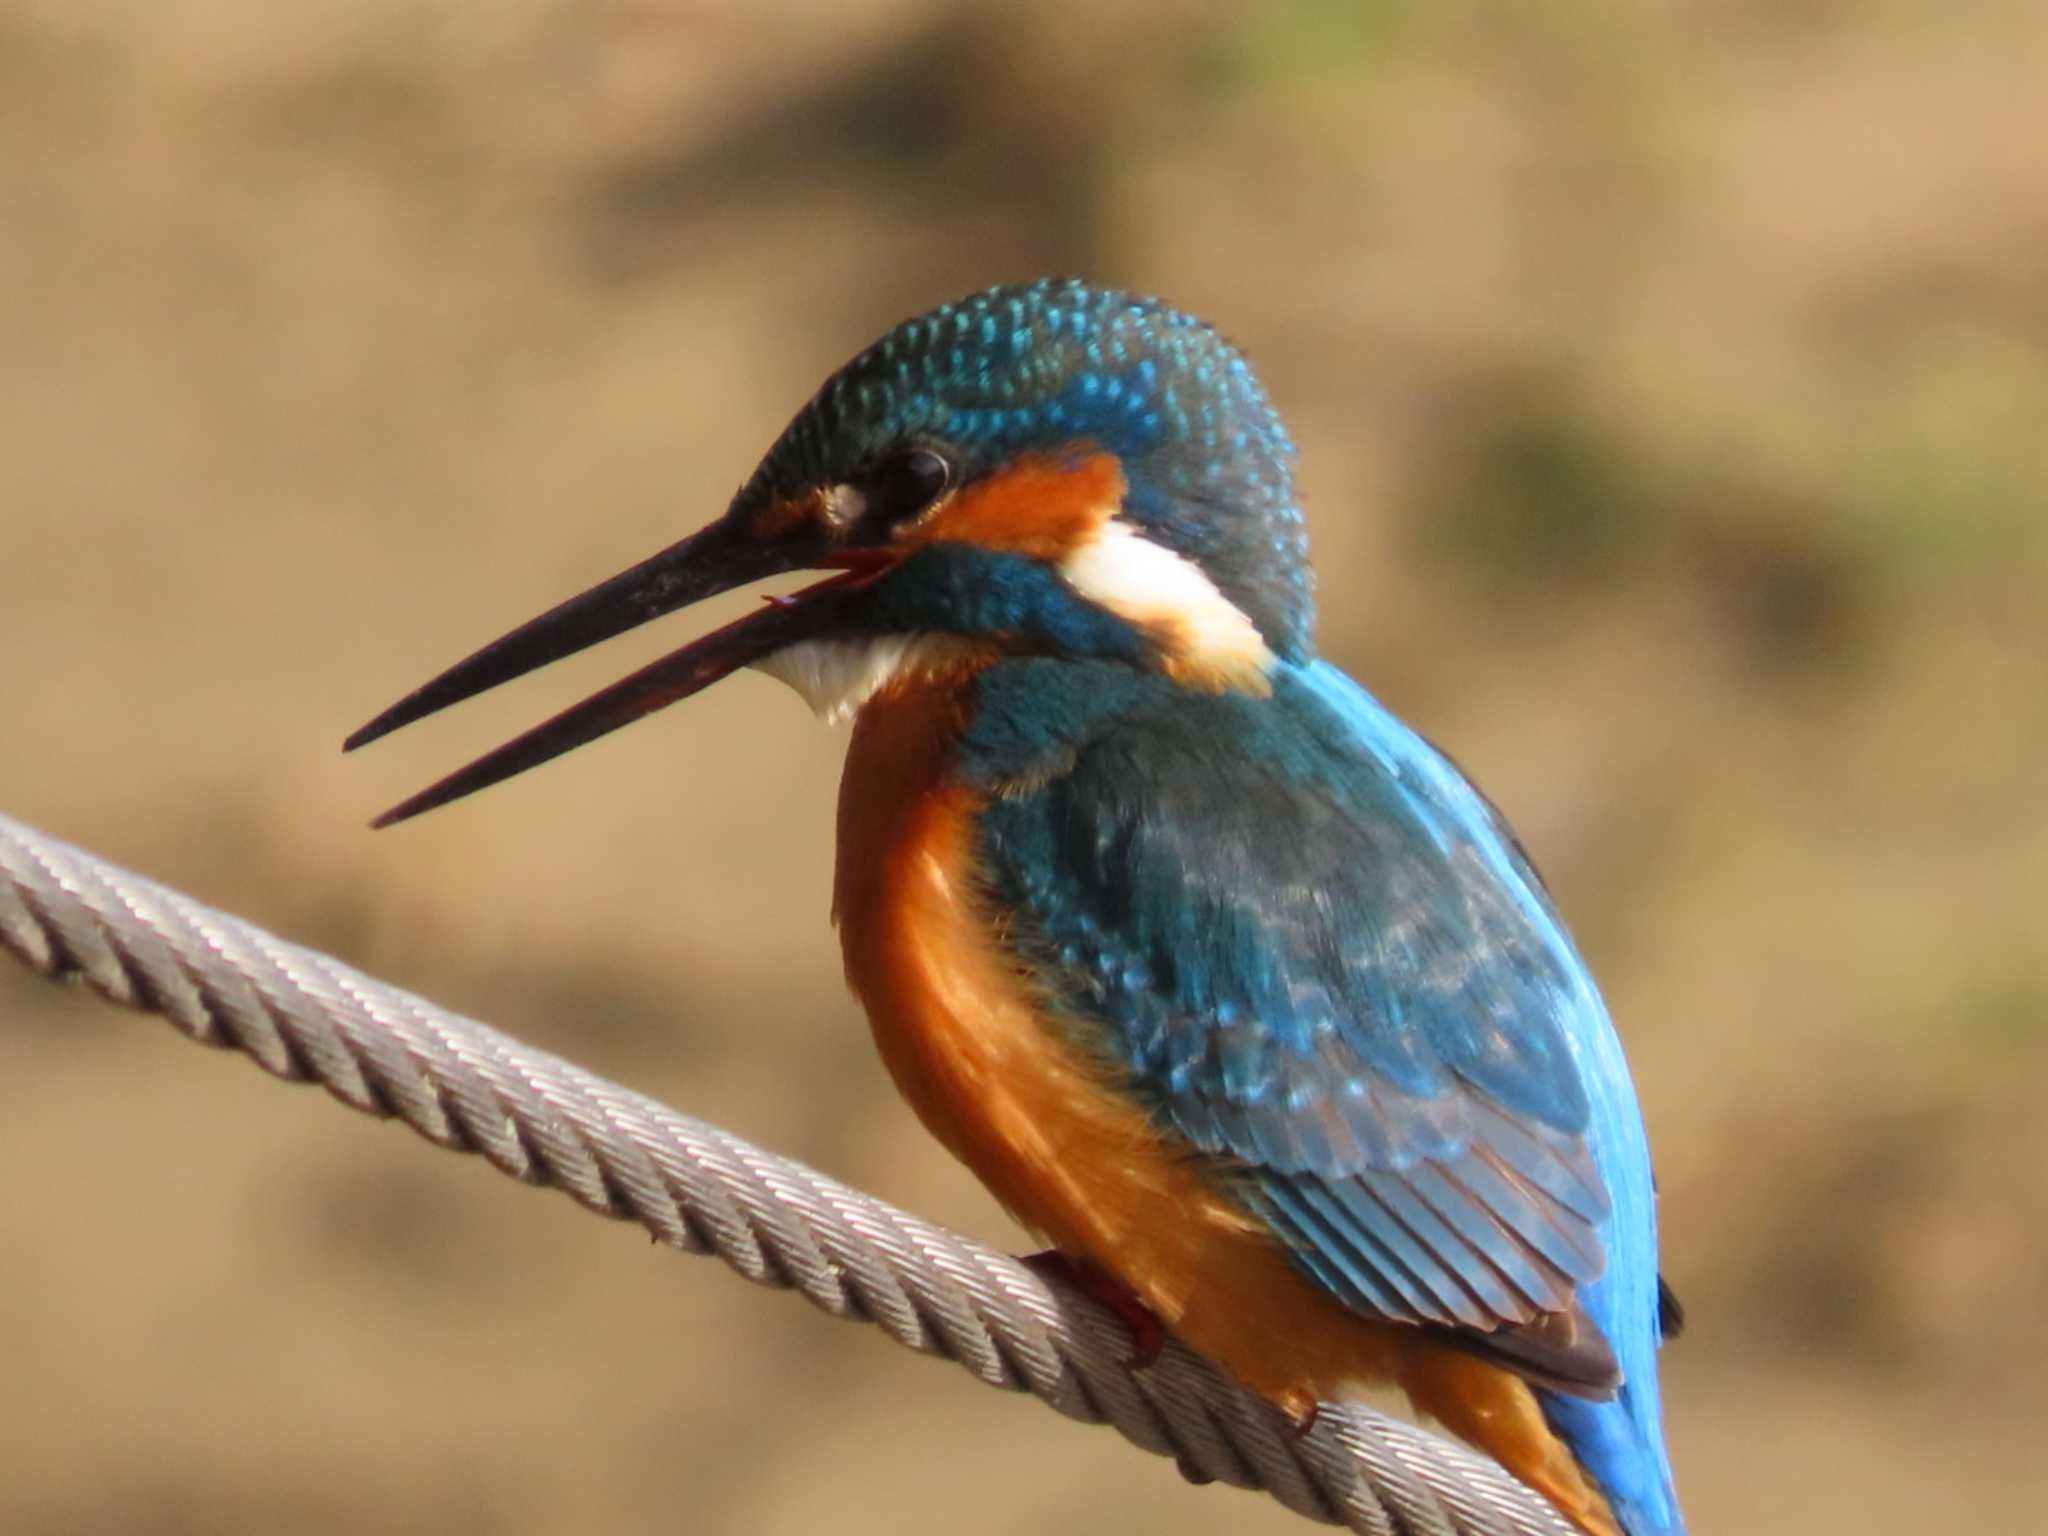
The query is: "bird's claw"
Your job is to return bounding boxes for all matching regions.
[1019,1249,1169,1369]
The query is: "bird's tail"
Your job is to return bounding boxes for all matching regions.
[1538,1385,1685,1536]
[1395,1341,1681,1536]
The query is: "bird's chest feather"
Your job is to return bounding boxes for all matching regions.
[829,676,1433,1424]
[830,679,1221,1257]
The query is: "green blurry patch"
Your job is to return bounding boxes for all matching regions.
[1417,377,1659,587]
[1832,319,2048,590]
[1412,315,2048,681]
[1412,373,1880,680]
[1186,0,1422,96]
[1922,951,2048,1063]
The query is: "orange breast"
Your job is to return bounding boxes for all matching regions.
[829,678,1623,1535]
[830,679,1404,1412]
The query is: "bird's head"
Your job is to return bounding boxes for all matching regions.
[348,280,1314,824]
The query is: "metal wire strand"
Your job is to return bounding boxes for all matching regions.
[0,810,1571,1536]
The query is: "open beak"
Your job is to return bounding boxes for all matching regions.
[345,518,874,827]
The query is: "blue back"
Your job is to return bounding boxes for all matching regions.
[959,655,1681,1533]
[1302,663,1681,1534]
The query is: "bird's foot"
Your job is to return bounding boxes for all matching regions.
[1018,1249,1169,1369]
[1280,1397,1320,1441]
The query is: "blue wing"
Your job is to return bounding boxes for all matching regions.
[959,658,1656,1396]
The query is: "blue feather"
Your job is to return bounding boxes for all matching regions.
[1299,662,1681,1533]
[728,278,1678,1530]
[962,654,1682,1533]
[731,279,1315,658]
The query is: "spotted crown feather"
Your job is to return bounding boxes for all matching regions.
[731,279,1316,659]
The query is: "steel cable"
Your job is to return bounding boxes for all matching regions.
[0,809,1571,1536]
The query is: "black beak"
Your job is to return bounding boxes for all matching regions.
[346,518,865,827]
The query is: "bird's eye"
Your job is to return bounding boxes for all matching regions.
[865,447,952,526]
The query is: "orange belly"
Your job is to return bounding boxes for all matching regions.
[831,679,1619,1536]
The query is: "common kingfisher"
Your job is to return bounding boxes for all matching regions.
[346,280,1683,1536]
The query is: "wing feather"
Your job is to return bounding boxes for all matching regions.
[963,659,1632,1395]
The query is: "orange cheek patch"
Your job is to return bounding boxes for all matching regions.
[916,450,1125,559]
[752,486,844,540]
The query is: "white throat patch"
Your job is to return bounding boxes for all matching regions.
[1059,520,1273,688]
[752,634,970,724]
[754,520,1272,720]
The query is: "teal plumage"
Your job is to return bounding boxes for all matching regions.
[350,280,1683,1536]
[736,279,1315,657]
[954,654,1679,1532]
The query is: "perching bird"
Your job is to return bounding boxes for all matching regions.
[346,280,1682,1536]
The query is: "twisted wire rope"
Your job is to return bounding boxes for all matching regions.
[0,809,1571,1536]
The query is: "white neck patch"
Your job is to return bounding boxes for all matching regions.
[1058,520,1273,687]
[752,634,971,724]
[755,519,1272,720]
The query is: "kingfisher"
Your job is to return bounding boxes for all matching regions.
[345,280,1683,1536]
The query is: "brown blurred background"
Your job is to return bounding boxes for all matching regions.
[3,2,2044,1532]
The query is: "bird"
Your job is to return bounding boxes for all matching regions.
[344,279,1683,1536]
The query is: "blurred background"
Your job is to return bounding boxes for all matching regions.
[3,2,2044,1531]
